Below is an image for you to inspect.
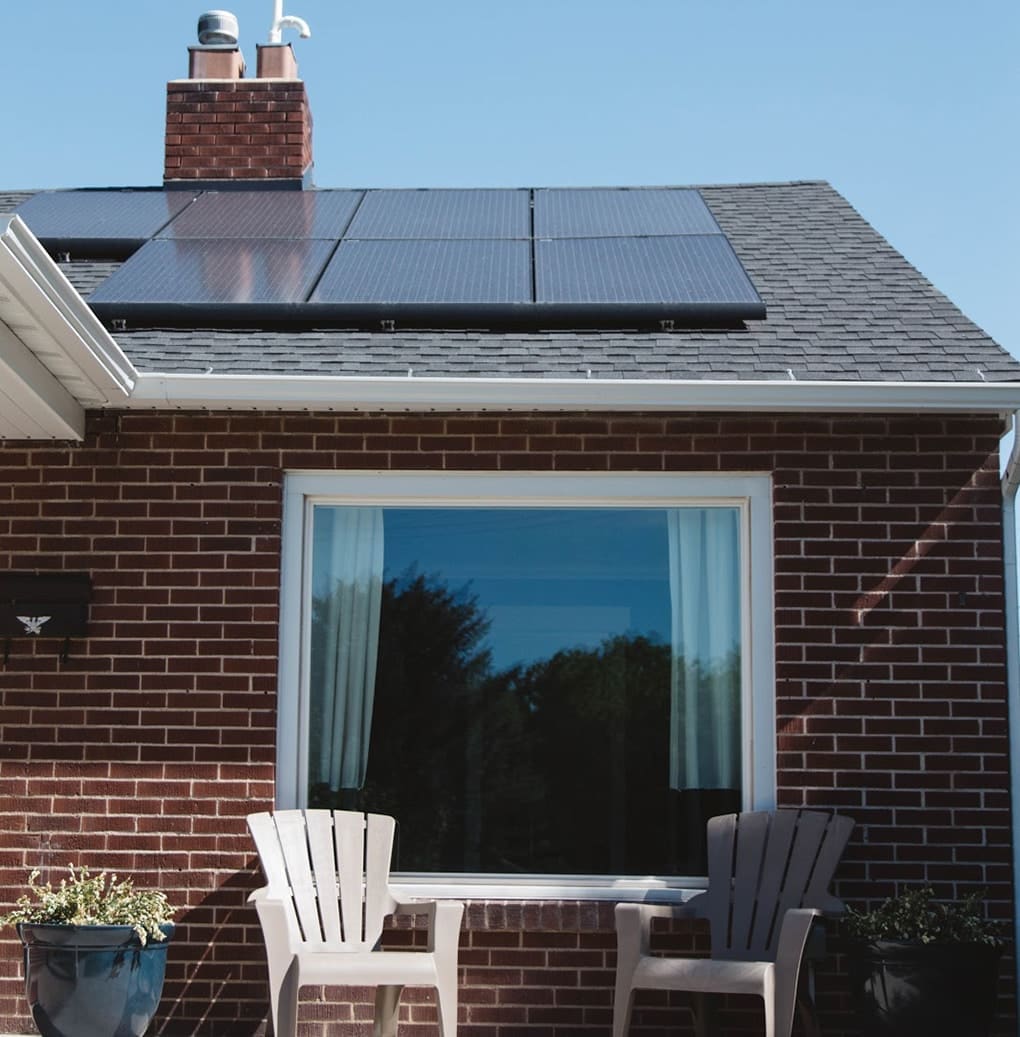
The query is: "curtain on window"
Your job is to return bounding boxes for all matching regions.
[667,508,741,791]
[316,507,385,791]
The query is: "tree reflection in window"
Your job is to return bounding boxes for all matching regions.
[309,568,740,876]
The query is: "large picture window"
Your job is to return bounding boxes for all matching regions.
[279,473,775,886]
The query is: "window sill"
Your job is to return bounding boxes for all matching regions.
[389,873,708,903]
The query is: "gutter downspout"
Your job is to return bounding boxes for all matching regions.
[1001,410,1020,1010]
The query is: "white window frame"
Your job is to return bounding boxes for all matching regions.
[278,470,775,900]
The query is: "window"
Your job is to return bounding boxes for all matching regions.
[278,473,775,886]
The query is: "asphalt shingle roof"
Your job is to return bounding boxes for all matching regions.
[5,181,1018,383]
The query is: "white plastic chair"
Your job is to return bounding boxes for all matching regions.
[613,809,854,1037]
[247,809,464,1037]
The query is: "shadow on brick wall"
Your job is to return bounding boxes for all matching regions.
[156,865,269,1037]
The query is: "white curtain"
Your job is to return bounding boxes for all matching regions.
[667,508,741,791]
[317,508,385,791]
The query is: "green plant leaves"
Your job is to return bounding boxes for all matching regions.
[0,867,173,945]
[843,887,1003,947]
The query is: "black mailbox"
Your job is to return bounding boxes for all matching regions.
[0,574,92,657]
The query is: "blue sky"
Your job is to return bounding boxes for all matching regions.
[4,0,1017,358]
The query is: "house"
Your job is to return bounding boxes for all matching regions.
[1,17,1019,1037]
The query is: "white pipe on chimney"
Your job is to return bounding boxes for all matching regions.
[269,0,311,43]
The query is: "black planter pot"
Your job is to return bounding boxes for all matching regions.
[18,922,174,1037]
[846,938,1001,1037]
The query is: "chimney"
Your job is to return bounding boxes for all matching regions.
[164,11,314,189]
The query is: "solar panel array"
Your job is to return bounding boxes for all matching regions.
[17,188,765,328]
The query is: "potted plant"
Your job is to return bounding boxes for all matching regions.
[1,867,174,1037]
[841,886,1004,1037]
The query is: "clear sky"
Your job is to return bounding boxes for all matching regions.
[4,0,1017,359]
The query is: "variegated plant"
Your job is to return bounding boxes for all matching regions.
[1,867,173,945]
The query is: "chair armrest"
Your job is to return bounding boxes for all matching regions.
[248,886,301,944]
[394,899,464,953]
[247,885,302,996]
[615,902,699,956]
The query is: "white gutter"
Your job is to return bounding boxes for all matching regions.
[127,372,1020,414]
[1001,413,1020,995]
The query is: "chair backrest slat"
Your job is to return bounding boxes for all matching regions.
[247,809,400,951]
[755,810,827,955]
[806,813,856,913]
[334,809,368,946]
[275,811,325,943]
[729,811,771,951]
[306,810,343,943]
[248,811,290,896]
[706,809,854,963]
[747,808,800,953]
[364,814,397,945]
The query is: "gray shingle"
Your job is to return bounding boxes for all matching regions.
[1,192,36,215]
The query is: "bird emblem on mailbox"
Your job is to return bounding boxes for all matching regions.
[16,616,52,636]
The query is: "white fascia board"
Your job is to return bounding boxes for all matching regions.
[0,321,84,439]
[127,371,1020,415]
[0,215,136,406]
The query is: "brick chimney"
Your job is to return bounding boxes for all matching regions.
[164,39,313,189]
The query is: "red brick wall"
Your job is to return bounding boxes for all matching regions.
[165,79,313,183]
[0,409,1013,1036]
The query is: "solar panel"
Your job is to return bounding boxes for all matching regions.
[533,188,720,238]
[13,190,195,257]
[159,190,363,240]
[89,238,335,312]
[535,236,764,317]
[312,239,532,304]
[345,190,531,239]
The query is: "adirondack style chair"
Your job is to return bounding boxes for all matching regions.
[247,809,464,1037]
[613,809,854,1037]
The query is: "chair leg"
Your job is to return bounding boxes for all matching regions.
[611,986,634,1037]
[691,993,717,1037]
[762,992,775,1037]
[271,960,300,1037]
[374,984,404,1037]
[796,989,821,1037]
[435,977,458,1037]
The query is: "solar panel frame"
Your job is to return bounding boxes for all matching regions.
[13,190,197,258]
[533,188,721,238]
[158,190,364,240]
[344,189,532,240]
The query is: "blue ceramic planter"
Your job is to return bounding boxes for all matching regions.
[18,923,174,1037]
[847,938,1001,1037]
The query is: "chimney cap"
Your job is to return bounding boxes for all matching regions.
[197,10,240,47]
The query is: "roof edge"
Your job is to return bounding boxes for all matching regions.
[123,372,1020,415]
[0,216,136,405]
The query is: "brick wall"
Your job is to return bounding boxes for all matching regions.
[0,409,1013,1036]
[165,79,313,183]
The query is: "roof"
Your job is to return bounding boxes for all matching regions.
[2,180,1020,437]
[5,180,1014,383]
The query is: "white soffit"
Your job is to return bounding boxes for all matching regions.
[128,371,1020,415]
[0,216,135,440]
